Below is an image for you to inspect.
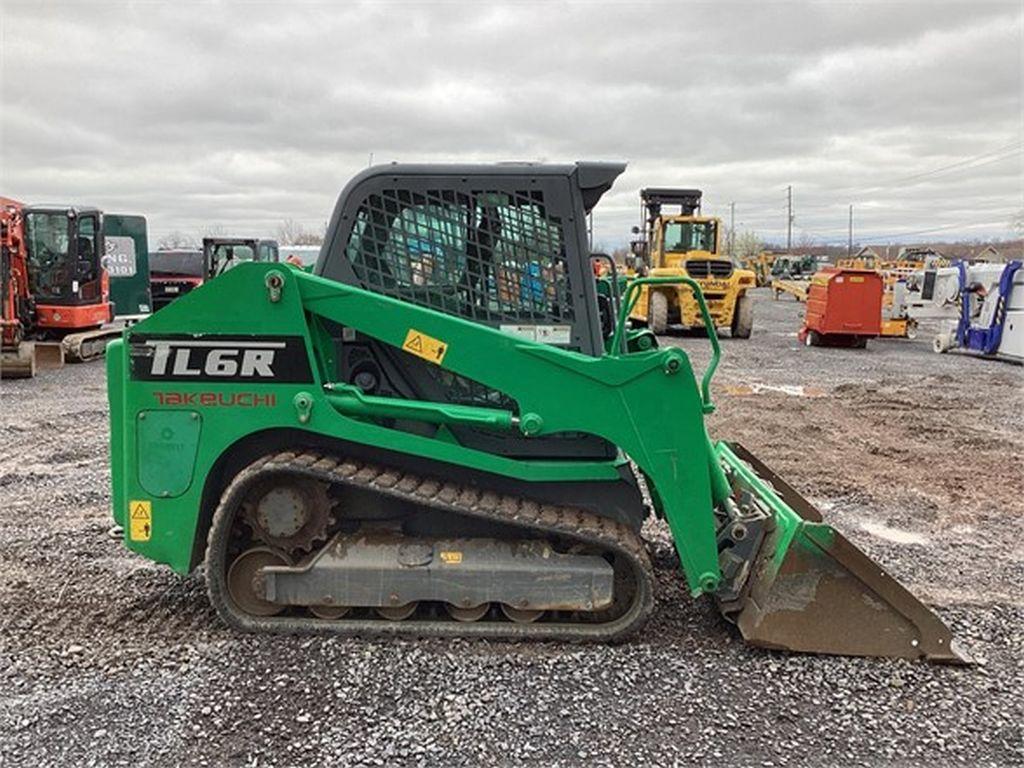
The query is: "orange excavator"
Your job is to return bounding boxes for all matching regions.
[1,197,114,378]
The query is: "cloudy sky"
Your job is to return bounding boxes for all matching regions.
[1,1,1021,249]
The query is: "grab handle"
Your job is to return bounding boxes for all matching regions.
[611,276,721,413]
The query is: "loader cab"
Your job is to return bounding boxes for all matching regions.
[639,189,725,269]
[317,162,621,459]
[654,217,720,259]
[771,254,816,279]
[203,238,279,278]
[23,206,112,330]
[318,164,614,354]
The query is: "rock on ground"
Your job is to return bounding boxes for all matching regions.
[1,288,1022,767]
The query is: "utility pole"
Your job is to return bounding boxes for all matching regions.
[729,201,735,257]
[848,204,854,257]
[786,185,793,253]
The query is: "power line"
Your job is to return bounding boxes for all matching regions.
[726,139,1021,213]
[854,216,1015,243]
[874,140,1023,187]
[828,139,1023,196]
[791,213,1015,245]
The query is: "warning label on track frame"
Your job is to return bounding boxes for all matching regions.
[129,500,152,542]
[402,329,448,365]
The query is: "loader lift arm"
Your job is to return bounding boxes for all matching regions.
[295,267,723,594]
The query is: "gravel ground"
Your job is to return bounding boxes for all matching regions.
[1,287,1022,767]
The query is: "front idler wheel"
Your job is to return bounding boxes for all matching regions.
[226,547,293,617]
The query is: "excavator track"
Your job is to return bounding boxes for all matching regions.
[206,450,656,642]
[62,328,121,363]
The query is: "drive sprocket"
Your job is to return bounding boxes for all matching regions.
[241,478,334,554]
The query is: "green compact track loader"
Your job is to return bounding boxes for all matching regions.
[107,163,968,661]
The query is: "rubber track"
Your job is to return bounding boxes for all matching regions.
[206,450,656,642]
[64,329,120,363]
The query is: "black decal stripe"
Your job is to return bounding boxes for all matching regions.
[128,334,314,384]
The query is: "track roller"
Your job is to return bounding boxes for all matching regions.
[376,604,418,621]
[501,604,544,623]
[446,603,489,622]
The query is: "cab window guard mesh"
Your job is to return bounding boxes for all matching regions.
[344,188,575,326]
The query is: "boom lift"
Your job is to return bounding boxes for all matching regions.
[107,163,967,661]
[909,259,1023,362]
[628,189,756,336]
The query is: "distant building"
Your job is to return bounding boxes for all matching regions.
[854,246,881,260]
[973,245,1002,262]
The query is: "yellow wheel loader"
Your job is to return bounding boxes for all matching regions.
[628,189,756,336]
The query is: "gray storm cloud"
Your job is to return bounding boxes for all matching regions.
[1,0,1021,247]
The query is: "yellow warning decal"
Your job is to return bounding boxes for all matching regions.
[440,551,463,564]
[402,329,448,365]
[849,276,865,283]
[129,500,152,542]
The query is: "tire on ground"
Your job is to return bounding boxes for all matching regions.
[731,294,753,339]
[648,290,669,334]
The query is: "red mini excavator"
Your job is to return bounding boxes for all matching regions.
[1,197,114,378]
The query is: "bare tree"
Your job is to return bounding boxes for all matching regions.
[733,230,764,261]
[199,223,228,239]
[276,218,303,245]
[795,231,817,253]
[157,231,198,249]
[277,218,325,246]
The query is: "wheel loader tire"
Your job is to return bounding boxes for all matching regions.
[648,290,668,334]
[731,294,753,339]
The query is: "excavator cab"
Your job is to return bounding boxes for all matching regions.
[23,206,112,333]
[1,203,148,377]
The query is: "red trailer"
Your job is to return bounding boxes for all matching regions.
[798,267,883,348]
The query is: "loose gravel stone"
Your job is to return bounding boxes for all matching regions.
[0,290,1021,766]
